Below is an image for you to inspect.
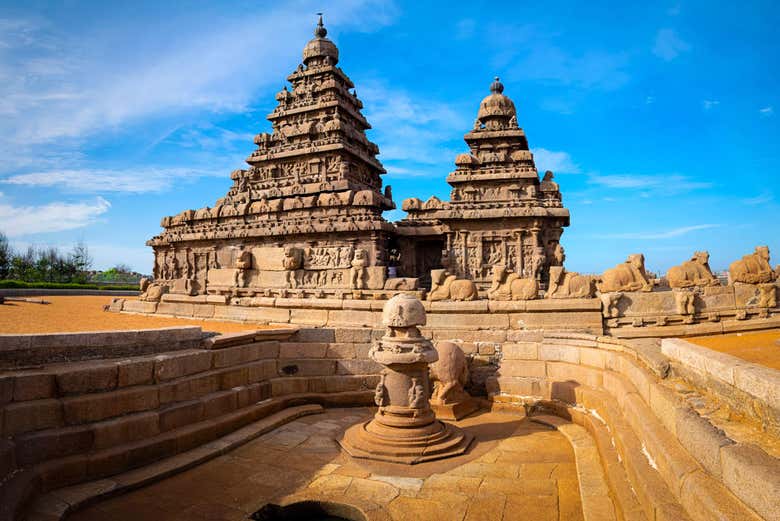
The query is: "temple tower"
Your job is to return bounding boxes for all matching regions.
[147,16,395,296]
[397,78,570,287]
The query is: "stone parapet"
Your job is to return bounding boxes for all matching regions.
[486,331,777,521]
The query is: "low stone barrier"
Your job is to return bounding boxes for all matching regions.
[661,337,780,437]
[0,327,205,368]
[486,331,779,521]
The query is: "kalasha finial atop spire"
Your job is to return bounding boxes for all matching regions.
[315,13,327,38]
[490,76,504,94]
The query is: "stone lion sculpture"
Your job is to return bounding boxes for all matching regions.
[667,251,720,289]
[597,254,654,293]
[546,266,597,299]
[429,341,470,405]
[487,265,538,300]
[427,269,478,301]
[728,246,776,284]
[138,277,168,302]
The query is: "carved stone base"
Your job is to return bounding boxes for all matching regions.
[339,412,473,465]
[430,398,480,421]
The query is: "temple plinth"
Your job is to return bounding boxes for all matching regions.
[339,294,473,464]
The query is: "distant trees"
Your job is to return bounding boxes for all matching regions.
[0,232,93,283]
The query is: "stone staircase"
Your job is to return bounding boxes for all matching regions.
[0,327,377,521]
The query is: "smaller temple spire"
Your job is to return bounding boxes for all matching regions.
[315,13,327,38]
[490,76,504,94]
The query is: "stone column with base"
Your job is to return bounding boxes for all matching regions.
[339,293,473,464]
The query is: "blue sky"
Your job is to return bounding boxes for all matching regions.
[0,0,777,275]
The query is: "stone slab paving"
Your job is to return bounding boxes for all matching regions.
[66,408,584,521]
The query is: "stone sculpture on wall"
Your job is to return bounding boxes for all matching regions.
[138,278,167,302]
[234,247,252,288]
[674,289,696,316]
[597,254,654,293]
[729,246,776,284]
[427,269,478,302]
[667,251,720,289]
[487,265,538,300]
[349,249,368,290]
[283,247,303,288]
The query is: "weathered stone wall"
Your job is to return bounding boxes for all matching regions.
[662,337,780,437]
[0,326,380,521]
[487,331,778,521]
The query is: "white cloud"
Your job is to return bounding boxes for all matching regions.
[2,167,225,194]
[760,106,774,117]
[702,99,720,110]
[0,196,110,236]
[588,173,711,194]
[532,148,581,174]
[594,224,720,240]
[0,1,397,146]
[653,28,691,61]
[645,96,655,105]
[741,191,773,205]
[359,80,468,171]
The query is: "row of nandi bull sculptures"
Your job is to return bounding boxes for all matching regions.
[427,244,779,303]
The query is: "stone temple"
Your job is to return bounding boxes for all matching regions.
[3,15,779,521]
[146,15,568,298]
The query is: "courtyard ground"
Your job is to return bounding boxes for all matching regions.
[66,407,584,521]
[0,296,259,334]
[687,328,780,370]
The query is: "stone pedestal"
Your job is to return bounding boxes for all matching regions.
[430,400,479,421]
[339,294,473,464]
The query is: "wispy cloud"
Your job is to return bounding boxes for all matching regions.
[594,224,720,240]
[360,80,467,174]
[653,28,691,61]
[532,148,581,174]
[2,167,225,194]
[645,96,655,105]
[759,106,774,117]
[0,1,397,145]
[0,195,111,236]
[702,99,720,110]
[741,191,773,205]
[587,173,711,194]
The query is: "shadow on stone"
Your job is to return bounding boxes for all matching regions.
[250,500,366,521]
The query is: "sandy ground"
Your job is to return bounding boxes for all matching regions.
[687,329,780,370]
[0,296,260,334]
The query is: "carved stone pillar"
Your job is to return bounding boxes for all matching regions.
[339,294,473,464]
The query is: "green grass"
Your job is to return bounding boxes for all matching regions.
[0,280,139,291]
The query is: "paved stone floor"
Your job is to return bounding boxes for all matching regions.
[688,328,780,369]
[67,408,583,521]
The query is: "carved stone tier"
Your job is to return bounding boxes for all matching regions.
[339,294,473,464]
[397,78,569,288]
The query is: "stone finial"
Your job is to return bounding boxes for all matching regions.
[382,293,426,328]
[490,76,504,94]
[315,13,327,38]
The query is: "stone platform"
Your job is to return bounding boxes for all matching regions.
[65,408,587,521]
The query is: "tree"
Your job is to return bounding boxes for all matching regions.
[0,232,10,279]
[70,241,92,283]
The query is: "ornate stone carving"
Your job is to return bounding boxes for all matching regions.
[673,289,696,315]
[487,265,538,300]
[429,341,478,420]
[339,294,473,464]
[597,254,654,293]
[600,292,622,318]
[234,248,252,288]
[758,284,777,308]
[138,278,167,302]
[349,249,368,289]
[729,246,776,284]
[428,269,478,301]
[667,251,720,289]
